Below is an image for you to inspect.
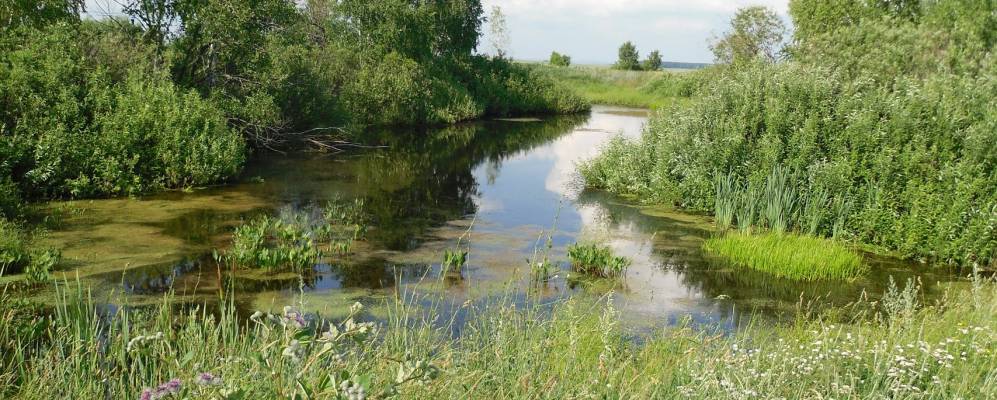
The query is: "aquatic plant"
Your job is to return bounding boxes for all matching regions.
[226,215,321,273]
[703,232,865,281]
[567,243,631,279]
[441,249,468,277]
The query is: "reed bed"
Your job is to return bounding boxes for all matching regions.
[704,232,866,281]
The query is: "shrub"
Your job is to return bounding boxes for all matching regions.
[567,243,631,279]
[584,60,997,267]
[704,232,865,281]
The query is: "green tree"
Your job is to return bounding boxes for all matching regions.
[614,41,640,70]
[710,6,786,64]
[0,0,82,30]
[642,50,663,71]
[549,51,571,67]
[488,5,510,59]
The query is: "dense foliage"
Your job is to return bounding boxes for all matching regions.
[0,0,586,210]
[582,0,996,268]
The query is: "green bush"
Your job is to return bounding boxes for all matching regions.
[585,54,996,267]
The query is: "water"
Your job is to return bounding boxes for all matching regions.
[31,106,962,329]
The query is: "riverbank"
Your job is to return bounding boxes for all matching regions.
[2,276,994,398]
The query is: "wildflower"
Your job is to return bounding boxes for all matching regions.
[282,306,307,329]
[195,372,223,387]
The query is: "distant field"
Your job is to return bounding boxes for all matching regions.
[528,63,712,109]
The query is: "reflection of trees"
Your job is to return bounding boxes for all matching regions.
[353,115,590,251]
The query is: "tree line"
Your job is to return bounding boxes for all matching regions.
[0,0,588,212]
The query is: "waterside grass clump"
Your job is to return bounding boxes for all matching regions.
[567,242,631,279]
[704,232,865,281]
[2,277,996,398]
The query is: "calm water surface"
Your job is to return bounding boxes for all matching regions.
[34,106,961,330]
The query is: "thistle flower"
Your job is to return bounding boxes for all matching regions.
[195,372,223,387]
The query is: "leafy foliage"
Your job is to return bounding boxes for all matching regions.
[583,1,997,268]
[0,0,586,204]
[710,6,786,64]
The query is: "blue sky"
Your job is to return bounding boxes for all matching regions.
[84,0,790,64]
[480,0,790,64]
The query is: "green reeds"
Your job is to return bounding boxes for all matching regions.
[762,166,797,234]
[567,243,631,279]
[703,232,866,281]
[713,172,738,231]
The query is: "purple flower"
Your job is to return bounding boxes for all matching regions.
[142,378,182,399]
[195,372,223,386]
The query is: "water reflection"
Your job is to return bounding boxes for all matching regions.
[37,106,963,331]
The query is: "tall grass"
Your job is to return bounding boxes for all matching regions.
[531,64,710,108]
[2,276,996,398]
[704,232,866,281]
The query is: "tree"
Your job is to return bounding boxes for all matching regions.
[614,41,640,70]
[642,50,663,71]
[710,6,787,64]
[549,51,571,67]
[0,0,83,30]
[487,5,510,58]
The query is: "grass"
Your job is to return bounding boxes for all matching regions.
[2,275,996,398]
[704,232,866,281]
[567,242,631,279]
[530,64,702,109]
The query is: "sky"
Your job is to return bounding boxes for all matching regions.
[83,0,790,65]
[480,0,790,64]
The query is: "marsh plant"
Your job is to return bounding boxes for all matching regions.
[567,243,631,279]
[704,232,866,281]
[441,248,468,277]
[225,215,322,273]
